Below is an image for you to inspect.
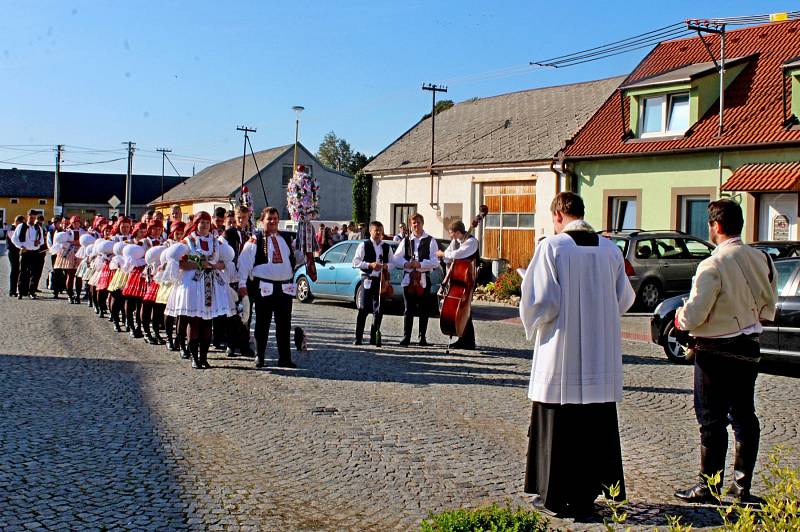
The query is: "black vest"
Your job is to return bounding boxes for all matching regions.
[361,240,391,274]
[403,235,432,261]
[19,223,43,245]
[254,232,296,269]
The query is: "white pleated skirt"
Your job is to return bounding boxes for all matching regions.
[165,269,236,320]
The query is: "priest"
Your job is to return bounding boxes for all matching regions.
[519,192,635,517]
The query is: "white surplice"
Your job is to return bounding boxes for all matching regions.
[519,221,636,405]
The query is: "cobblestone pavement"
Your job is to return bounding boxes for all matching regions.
[0,256,798,531]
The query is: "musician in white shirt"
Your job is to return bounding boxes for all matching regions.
[436,220,479,350]
[11,209,45,299]
[352,221,392,345]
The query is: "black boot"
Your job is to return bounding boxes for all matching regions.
[152,327,166,345]
[255,352,265,368]
[166,330,176,351]
[189,340,201,369]
[113,320,122,333]
[399,315,413,346]
[199,342,212,369]
[729,442,763,504]
[179,336,190,359]
[143,325,158,345]
[369,325,377,346]
[675,444,726,503]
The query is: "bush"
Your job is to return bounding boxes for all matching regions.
[420,503,548,532]
[494,270,522,300]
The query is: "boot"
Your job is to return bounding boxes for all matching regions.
[130,326,144,339]
[188,340,201,369]
[178,336,190,359]
[143,325,158,345]
[152,327,166,345]
[675,444,726,504]
[113,319,122,332]
[98,308,106,319]
[729,442,763,504]
[199,342,212,369]
[369,325,377,346]
[255,352,265,368]
[166,334,176,351]
[399,315,413,346]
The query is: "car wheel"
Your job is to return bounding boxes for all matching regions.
[638,280,662,311]
[296,276,313,303]
[354,282,364,309]
[662,321,691,364]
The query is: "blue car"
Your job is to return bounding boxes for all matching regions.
[293,239,446,308]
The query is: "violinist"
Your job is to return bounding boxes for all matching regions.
[436,220,478,350]
[352,221,391,345]
[391,213,439,347]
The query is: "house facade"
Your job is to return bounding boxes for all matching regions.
[364,76,623,268]
[150,143,353,223]
[563,20,800,243]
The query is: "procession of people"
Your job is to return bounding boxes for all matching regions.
[4,189,777,518]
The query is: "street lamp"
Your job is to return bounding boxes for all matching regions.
[291,105,305,174]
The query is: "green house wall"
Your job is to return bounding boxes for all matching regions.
[572,147,800,239]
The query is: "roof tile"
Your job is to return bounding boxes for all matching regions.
[721,161,800,191]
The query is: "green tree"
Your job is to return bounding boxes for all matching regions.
[352,170,372,224]
[347,151,372,175]
[421,99,454,120]
[317,131,353,172]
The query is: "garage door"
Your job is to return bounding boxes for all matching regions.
[481,182,536,269]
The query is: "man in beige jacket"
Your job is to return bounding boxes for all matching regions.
[674,199,776,504]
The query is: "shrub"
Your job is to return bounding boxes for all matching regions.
[420,503,548,532]
[494,270,522,300]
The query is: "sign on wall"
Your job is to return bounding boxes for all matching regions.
[773,214,790,241]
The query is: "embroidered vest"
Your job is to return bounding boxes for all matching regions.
[361,240,390,275]
[254,233,295,269]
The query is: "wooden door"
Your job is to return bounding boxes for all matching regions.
[481,182,536,269]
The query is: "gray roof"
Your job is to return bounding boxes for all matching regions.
[155,144,294,203]
[0,168,53,197]
[620,55,753,90]
[364,76,625,173]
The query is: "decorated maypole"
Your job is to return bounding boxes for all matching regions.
[287,164,318,281]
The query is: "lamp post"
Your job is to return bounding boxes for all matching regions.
[291,106,304,173]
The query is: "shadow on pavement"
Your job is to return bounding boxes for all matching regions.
[0,354,187,528]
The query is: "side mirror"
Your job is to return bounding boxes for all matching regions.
[314,257,324,265]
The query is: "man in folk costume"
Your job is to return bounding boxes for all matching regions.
[391,212,440,346]
[220,210,255,358]
[352,221,391,346]
[11,209,46,299]
[31,214,49,297]
[238,207,297,369]
[6,215,25,297]
[519,192,635,517]
[436,220,479,350]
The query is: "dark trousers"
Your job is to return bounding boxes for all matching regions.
[402,284,431,340]
[693,335,760,452]
[17,251,38,296]
[7,250,20,295]
[355,279,383,341]
[31,250,46,293]
[253,289,293,364]
[458,315,475,346]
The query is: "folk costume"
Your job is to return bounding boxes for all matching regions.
[441,234,479,350]
[162,241,190,358]
[122,244,147,338]
[352,237,392,345]
[11,218,45,298]
[51,218,86,302]
[6,221,21,296]
[141,245,166,345]
[238,230,296,368]
[91,240,115,318]
[391,231,440,346]
[108,241,128,331]
[74,233,97,304]
[519,219,635,515]
[158,222,186,353]
[217,226,254,358]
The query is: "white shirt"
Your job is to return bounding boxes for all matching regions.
[442,235,478,264]
[519,225,636,404]
[353,238,386,278]
[11,223,44,251]
[238,232,294,283]
[391,231,439,287]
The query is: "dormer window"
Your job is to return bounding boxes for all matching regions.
[640,93,690,136]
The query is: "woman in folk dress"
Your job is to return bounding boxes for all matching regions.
[92,239,115,318]
[52,216,86,303]
[157,221,186,352]
[74,233,97,304]
[121,241,147,338]
[166,211,236,369]
[141,245,166,345]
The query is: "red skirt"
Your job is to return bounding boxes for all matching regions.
[143,280,160,302]
[95,263,113,291]
[122,266,147,298]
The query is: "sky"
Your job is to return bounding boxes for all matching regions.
[0,0,792,177]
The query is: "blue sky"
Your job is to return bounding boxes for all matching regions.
[0,0,792,177]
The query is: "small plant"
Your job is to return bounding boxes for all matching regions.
[494,270,522,300]
[602,482,631,532]
[419,502,548,532]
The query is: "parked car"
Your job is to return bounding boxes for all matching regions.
[651,257,800,364]
[293,239,448,307]
[601,230,715,311]
[750,240,800,260]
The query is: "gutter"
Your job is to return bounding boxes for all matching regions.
[148,196,231,207]
[368,158,555,176]
[563,139,800,162]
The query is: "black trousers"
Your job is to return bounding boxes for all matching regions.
[355,278,383,340]
[17,251,38,296]
[253,288,293,364]
[31,250,46,293]
[402,284,432,340]
[7,250,20,295]
[693,335,760,451]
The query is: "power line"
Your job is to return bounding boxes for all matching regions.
[0,156,127,167]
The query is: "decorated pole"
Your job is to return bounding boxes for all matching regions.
[287,164,318,281]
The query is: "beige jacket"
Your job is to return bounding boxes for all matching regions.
[677,239,777,338]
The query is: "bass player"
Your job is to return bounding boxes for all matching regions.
[436,220,479,350]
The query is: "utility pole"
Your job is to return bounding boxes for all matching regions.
[53,144,63,216]
[422,83,447,209]
[236,126,257,192]
[156,147,172,201]
[122,141,136,216]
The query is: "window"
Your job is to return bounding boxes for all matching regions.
[684,239,713,258]
[609,237,629,256]
[610,197,637,231]
[634,239,656,259]
[654,238,685,259]
[10,198,18,204]
[392,204,417,233]
[639,92,690,136]
[39,199,47,205]
[775,260,797,294]
[681,196,711,239]
[322,246,347,264]
[343,243,358,263]
[282,164,313,186]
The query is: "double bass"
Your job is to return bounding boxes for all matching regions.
[438,205,489,343]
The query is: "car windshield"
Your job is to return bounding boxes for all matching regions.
[774,260,798,294]
[753,245,790,259]
[609,237,629,256]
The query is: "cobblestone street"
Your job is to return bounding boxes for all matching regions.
[1,257,798,531]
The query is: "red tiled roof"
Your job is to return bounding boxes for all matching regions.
[564,20,800,159]
[721,161,800,191]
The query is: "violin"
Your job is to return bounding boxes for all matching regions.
[438,205,489,341]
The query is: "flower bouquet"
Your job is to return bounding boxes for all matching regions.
[286,164,319,281]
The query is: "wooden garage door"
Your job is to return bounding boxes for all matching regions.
[482,182,535,269]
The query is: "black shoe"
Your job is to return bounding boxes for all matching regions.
[166,337,176,351]
[530,495,563,518]
[144,333,158,345]
[278,360,297,369]
[399,338,411,347]
[255,354,265,368]
[449,339,476,350]
[130,328,144,339]
[240,346,256,358]
[29,294,37,300]
[75,297,81,304]
[52,293,60,299]
[226,347,238,357]
[353,339,363,346]
[17,294,23,299]
[674,481,717,504]
[9,292,17,297]
[113,322,122,333]
[98,310,106,319]
[199,346,212,369]
[418,338,429,347]
[212,342,226,351]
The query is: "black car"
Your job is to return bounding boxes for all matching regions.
[750,240,800,260]
[651,257,800,364]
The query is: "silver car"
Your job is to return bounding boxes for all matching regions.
[603,230,715,311]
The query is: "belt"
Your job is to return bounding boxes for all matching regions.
[254,277,293,285]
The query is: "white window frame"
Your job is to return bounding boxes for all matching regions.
[10,198,18,204]
[639,92,690,137]
[610,196,638,231]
